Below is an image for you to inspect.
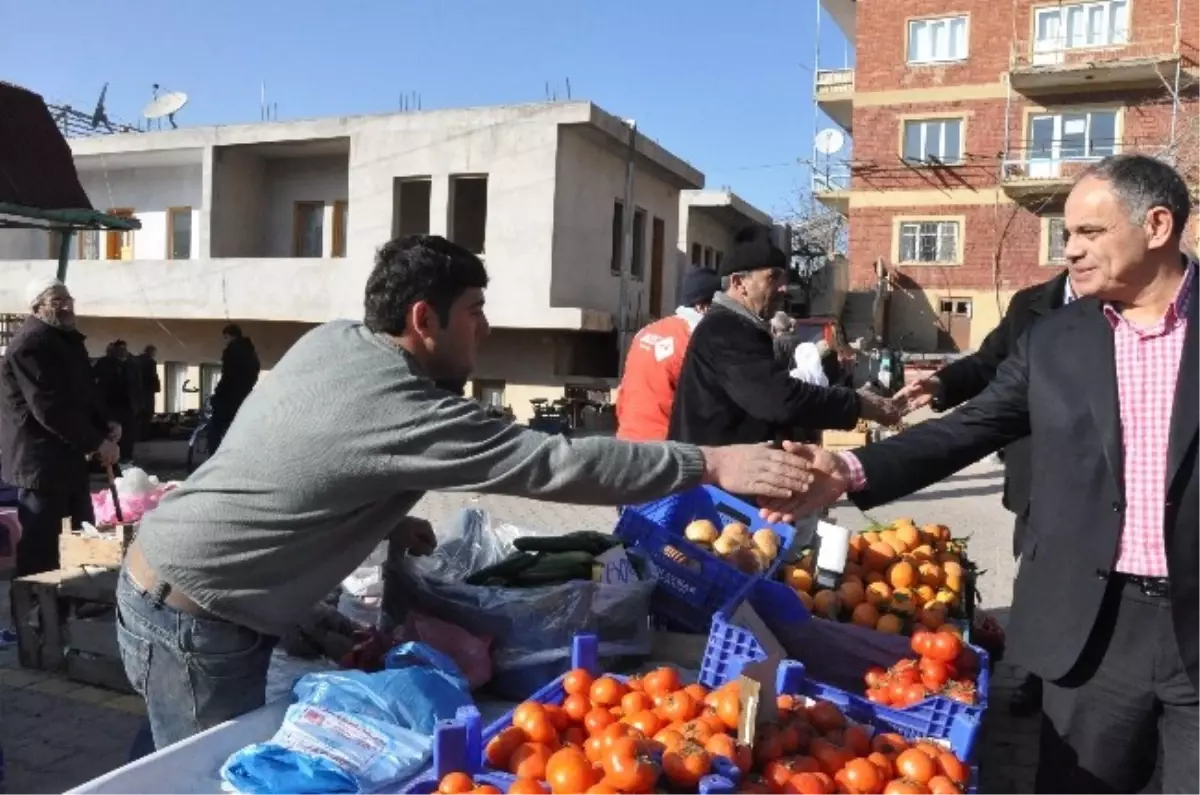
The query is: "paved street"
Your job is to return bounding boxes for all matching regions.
[0,442,1036,792]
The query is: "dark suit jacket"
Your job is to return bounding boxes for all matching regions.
[848,275,1198,688]
[931,271,1069,554]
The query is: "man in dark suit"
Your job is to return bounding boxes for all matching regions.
[792,154,1197,793]
[896,268,1074,715]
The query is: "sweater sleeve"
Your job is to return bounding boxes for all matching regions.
[10,342,106,454]
[387,384,706,505]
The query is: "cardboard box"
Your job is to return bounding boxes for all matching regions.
[58,520,136,569]
[821,429,870,451]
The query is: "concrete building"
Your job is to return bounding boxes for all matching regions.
[814,0,1199,352]
[0,101,714,422]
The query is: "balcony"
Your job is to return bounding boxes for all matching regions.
[1010,23,1184,93]
[812,163,852,214]
[815,69,855,132]
[999,155,1106,200]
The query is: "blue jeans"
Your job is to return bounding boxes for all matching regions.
[115,567,276,749]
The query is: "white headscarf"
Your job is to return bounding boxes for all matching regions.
[25,276,66,309]
[790,342,829,386]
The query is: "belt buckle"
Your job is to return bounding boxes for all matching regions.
[1137,576,1169,599]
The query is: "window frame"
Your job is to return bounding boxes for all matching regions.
[901,117,967,165]
[892,217,965,265]
[1041,215,1068,265]
[331,200,348,258]
[166,206,193,260]
[292,201,325,257]
[906,14,971,65]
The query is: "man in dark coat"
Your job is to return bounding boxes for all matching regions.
[133,345,161,439]
[897,268,1073,715]
[208,323,261,453]
[668,225,902,448]
[0,279,120,578]
[93,339,139,462]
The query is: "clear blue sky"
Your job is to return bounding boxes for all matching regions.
[2,0,851,217]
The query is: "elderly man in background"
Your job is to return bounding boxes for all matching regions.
[0,279,120,580]
[616,266,721,441]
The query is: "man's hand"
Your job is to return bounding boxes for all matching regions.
[858,390,906,426]
[699,444,816,523]
[392,516,437,557]
[758,442,852,523]
[107,421,123,443]
[97,439,120,467]
[894,375,942,413]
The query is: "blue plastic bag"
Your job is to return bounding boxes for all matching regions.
[221,642,472,794]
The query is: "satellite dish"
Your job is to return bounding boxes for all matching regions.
[814,128,845,156]
[143,87,189,129]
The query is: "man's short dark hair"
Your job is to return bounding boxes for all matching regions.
[1081,154,1192,238]
[222,323,243,338]
[364,235,489,335]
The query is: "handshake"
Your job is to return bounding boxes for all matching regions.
[699,442,858,525]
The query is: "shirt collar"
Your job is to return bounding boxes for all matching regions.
[711,291,770,332]
[674,305,705,331]
[1064,277,1077,305]
[1102,258,1195,332]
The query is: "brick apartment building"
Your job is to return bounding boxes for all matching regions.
[815,0,1199,352]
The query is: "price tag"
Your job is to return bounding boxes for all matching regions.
[594,546,638,585]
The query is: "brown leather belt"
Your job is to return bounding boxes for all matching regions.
[125,539,216,619]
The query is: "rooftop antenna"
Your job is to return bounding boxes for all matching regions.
[260,80,267,121]
[90,83,113,132]
[143,84,189,130]
[565,77,572,100]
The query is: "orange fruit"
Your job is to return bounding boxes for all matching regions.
[918,562,944,589]
[861,531,882,546]
[851,602,879,628]
[876,614,904,634]
[890,588,918,616]
[941,560,964,579]
[915,584,937,604]
[797,590,814,612]
[895,525,921,550]
[887,561,917,589]
[865,570,885,585]
[784,564,814,594]
[865,543,898,572]
[837,580,865,610]
[866,581,892,608]
[843,562,863,581]
[936,588,959,608]
[910,544,936,562]
[812,589,841,619]
[944,573,964,594]
[919,602,948,629]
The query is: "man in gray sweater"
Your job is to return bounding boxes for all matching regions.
[118,235,817,749]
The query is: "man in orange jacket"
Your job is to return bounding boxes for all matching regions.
[616,267,721,441]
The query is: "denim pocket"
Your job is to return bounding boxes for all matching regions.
[115,604,153,696]
[182,616,270,681]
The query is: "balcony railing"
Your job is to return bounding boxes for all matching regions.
[812,164,852,193]
[815,68,856,96]
[1011,23,1181,72]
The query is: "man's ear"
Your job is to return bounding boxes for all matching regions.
[409,300,436,339]
[1144,206,1177,251]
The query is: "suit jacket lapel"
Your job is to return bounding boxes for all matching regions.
[1069,302,1124,492]
[1167,273,1198,494]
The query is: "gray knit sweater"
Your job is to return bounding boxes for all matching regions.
[137,321,705,636]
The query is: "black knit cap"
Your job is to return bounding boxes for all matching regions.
[718,225,788,279]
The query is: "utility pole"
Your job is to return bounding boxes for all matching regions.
[617,119,637,378]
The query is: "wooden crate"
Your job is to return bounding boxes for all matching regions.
[11,567,132,692]
[59,519,136,569]
[821,429,871,451]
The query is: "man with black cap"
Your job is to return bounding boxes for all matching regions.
[669,226,903,448]
[617,266,721,441]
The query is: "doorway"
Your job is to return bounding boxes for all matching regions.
[649,217,665,318]
[938,298,973,351]
[105,209,135,260]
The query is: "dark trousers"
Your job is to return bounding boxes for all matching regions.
[15,486,93,578]
[207,413,232,455]
[109,408,136,461]
[1036,578,1198,793]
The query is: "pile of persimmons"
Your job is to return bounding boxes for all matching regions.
[434,665,972,794]
[863,628,981,709]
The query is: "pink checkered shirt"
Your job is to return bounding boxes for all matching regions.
[840,264,1194,578]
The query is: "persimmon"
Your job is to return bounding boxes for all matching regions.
[895,748,937,784]
[842,725,871,757]
[911,740,944,759]
[522,713,560,746]
[510,743,554,779]
[472,786,502,795]
[561,726,588,749]
[545,747,597,795]
[563,668,594,697]
[872,732,910,757]
[929,774,965,794]
[626,710,663,737]
[704,733,752,773]
[625,674,645,692]
[765,758,804,792]
[654,728,685,752]
[842,758,885,793]
[935,751,969,786]
[543,704,569,732]
[884,777,929,794]
[837,580,865,610]
[867,751,894,778]
[661,690,699,723]
[851,602,880,628]
[438,772,475,794]
[512,702,547,732]
[562,693,591,723]
[583,707,616,734]
[506,778,548,795]
[809,737,853,777]
[485,726,528,768]
[618,690,651,716]
[642,666,682,697]
[683,683,709,702]
[589,677,628,707]
[807,700,846,733]
[678,718,714,743]
[602,736,660,793]
[876,613,904,634]
[787,772,835,795]
[752,725,785,768]
[584,781,620,795]
[662,741,710,788]
[583,735,607,763]
[714,687,741,730]
[866,686,892,705]
[698,709,729,736]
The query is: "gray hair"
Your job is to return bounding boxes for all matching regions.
[720,271,749,291]
[770,311,793,334]
[1080,154,1192,237]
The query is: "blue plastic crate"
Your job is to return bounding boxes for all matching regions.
[615,486,796,634]
[701,576,989,760]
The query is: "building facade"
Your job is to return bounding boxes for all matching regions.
[815,0,1199,351]
[0,101,714,422]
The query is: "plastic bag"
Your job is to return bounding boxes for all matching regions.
[395,610,492,689]
[221,642,472,795]
[337,541,388,628]
[384,509,653,695]
[91,467,176,526]
[265,648,339,704]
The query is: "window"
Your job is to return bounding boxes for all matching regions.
[691,242,702,266]
[200,364,222,401]
[631,208,646,280]
[908,16,968,64]
[1045,217,1067,264]
[472,380,506,409]
[167,207,192,260]
[714,251,724,270]
[449,176,488,255]
[393,178,431,238]
[163,362,186,413]
[703,247,714,269]
[105,209,135,260]
[610,200,624,274]
[331,200,348,258]
[1034,0,1128,55]
[48,230,100,260]
[903,119,964,164]
[1027,109,1118,177]
[293,202,324,257]
[898,220,960,263]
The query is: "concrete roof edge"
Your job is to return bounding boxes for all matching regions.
[682,189,773,227]
[585,104,705,190]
